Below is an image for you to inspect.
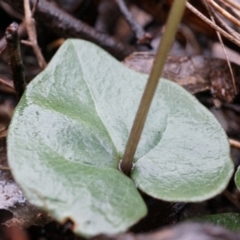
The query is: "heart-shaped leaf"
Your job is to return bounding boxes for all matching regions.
[8,39,233,237]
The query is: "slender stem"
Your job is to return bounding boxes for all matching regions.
[120,0,186,176]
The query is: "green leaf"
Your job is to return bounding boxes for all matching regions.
[190,213,240,231]
[131,79,233,201]
[235,168,240,190]
[8,39,233,237]
[7,40,147,237]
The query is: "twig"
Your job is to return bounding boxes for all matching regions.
[23,0,47,69]
[2,0,134,60]
[222,0,240,12]
[121,0,186,175]
[0,129,7,139]
[5,22,26,100]
[0,2,23,19]
[217,0,240,21]
[207,6,240,40]
[0,165,10,171]
[0,77,15,90]
[229,138,240,149]
[31,0,39,16]
[115,0,152,45]
[204,0,237,94]
[202,0,240,40]
[186,2,240,48]
[206,0,240,29]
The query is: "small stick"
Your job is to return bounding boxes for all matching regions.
[223,0,240,12]
[218,0,240,20]
[115,0,152,45]
[0,166,10,171]
[208,8,240,40]
[206,0,240,29]
[31,0,39,16]
[2,0,133,60]
[120,0,186,176]
[204,0,237,94]
[23,0,47,69]
[0,77,15,90]
[202,0,240,40]
[229,138,240,149]
[5,22,26,101]
[0,2,23,20]
[0,129,8,139]
[186,2,240,48]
